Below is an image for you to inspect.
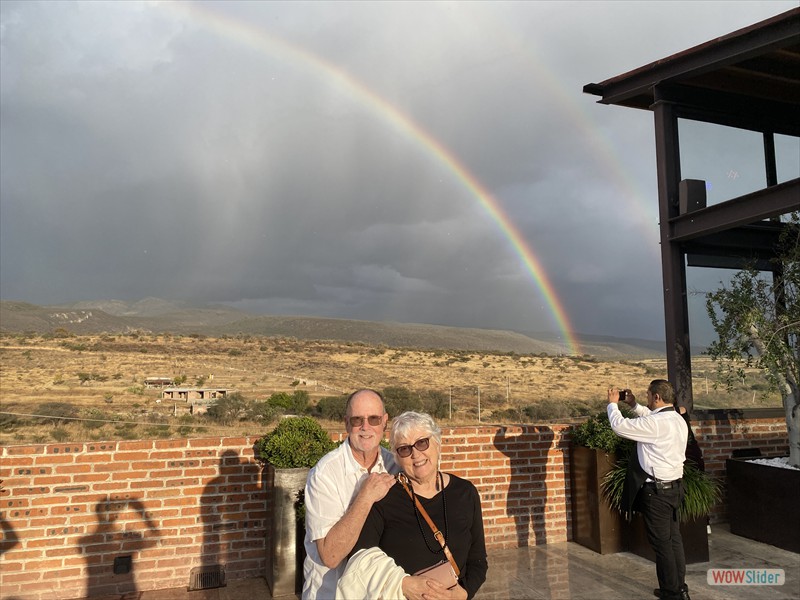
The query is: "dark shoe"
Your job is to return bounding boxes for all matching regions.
[653,585,690,600]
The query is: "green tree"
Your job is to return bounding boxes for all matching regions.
[206,392,249,426]
[705,213,799,467]
[383,386,421,417]
[267,392,294,410]
[421,390,449,419]
[290,390,310,414]
[315,395,347,421]
[247,401,279,424]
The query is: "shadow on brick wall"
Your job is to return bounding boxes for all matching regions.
[492,426,554,547]
[0,480,20,558]
[78,497,160,597]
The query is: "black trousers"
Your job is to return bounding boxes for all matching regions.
[638,482,686,600]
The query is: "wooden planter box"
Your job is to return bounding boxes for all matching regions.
[726,456,800,553]
[625,514,709,564]
[570,446,625,554]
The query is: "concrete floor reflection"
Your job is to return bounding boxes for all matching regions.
[80,523,798,600]
[475,523,799,600]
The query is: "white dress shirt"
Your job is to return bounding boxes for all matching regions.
[302,438,398,600]
[607,403,688,482]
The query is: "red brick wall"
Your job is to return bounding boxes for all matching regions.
[0,413,788,600]
[691,409,790,522]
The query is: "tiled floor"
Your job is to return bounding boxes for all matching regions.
[84,524,798,599]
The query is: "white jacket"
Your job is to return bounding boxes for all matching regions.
[335,548,408,600]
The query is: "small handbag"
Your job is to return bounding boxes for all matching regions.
[397,473,460,590]
[413,559,458,590]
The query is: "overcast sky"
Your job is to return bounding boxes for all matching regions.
[1,1,797,349]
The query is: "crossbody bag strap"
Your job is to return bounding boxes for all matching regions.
[397,473,461,577]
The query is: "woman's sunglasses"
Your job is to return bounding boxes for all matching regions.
[348,415,383,427]
[395,437,430,458]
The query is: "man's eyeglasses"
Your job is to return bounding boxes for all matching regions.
[348,415,383,427]
[395,437,430,458]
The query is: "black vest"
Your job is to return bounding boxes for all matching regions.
[620,406,675,521]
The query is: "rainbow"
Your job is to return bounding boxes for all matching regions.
[162,3,581,355]
[463,3,661,247]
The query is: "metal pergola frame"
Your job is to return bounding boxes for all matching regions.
[584,8,800,408]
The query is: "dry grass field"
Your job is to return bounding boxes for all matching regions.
[0,332,780,446]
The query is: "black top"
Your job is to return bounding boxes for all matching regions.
[352,473,488,600]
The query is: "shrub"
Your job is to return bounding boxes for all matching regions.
[0,410,23,431]
[603,456,721,522]
[115,423,139,440]
[50,428,70,442]
[255,416,336,469]
[315,395,347,421]
[82,409,108,430]
[247,401,279,423]
[35,402,79,427]
[571,410,635,454]
[523,398,573,421]
[145,424,171,438]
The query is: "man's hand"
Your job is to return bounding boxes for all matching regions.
[609,387,636,407]
[607,387,620,405]
[357,472,396,505]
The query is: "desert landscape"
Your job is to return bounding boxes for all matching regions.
[0,325,779,446]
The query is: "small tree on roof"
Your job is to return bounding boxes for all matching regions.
[705,212,799,467]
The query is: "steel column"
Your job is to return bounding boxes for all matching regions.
[653,99,694,409]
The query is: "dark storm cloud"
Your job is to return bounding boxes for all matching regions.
[1,0,795,345]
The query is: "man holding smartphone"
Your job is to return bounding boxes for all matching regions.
[608,380,690,600]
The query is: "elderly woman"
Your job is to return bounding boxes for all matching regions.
[337,411,487,600]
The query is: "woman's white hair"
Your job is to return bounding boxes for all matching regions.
[390,411,442,451]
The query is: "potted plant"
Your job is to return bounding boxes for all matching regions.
[255,416,336,597]
[571,409,719,563]
[570,411,633,554]
[603,450,720,563]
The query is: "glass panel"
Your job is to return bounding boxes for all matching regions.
[678,119,765,206]
[775,133,800,184]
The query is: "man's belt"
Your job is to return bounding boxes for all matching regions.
[645,479,682,490]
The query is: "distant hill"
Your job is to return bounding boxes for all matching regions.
[0,298,667,358]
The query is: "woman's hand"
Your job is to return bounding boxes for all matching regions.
[402,576,468,600]
[421,581,468,600]
[401,575,433,600]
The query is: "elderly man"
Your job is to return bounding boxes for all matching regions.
[608,379,690,600]
[302,389,399,599]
